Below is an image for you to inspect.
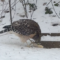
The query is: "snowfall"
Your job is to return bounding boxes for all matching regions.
[0,0,60,60]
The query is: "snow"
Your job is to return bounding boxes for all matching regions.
[0,45,60,60]
[0,0,60,60]
[0,44,60,60]
[0,33,60,60]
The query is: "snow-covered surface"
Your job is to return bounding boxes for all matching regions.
[0,33,60,60]
[0,45,60,60]
[0,0,60,60]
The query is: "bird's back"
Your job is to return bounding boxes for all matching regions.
[12,19,41,43]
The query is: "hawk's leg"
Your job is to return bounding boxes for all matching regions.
[29,39,44,48]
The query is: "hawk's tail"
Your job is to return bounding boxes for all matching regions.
[0,25,11,34]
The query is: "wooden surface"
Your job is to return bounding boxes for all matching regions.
[41,33,60,48]
[40,41,60,48]
[41,33,60,36]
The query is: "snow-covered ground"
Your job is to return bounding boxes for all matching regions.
[0,0,60,60]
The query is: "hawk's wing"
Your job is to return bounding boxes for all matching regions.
[12,19,40,36]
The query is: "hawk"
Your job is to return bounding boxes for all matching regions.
[1,19,43,48]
